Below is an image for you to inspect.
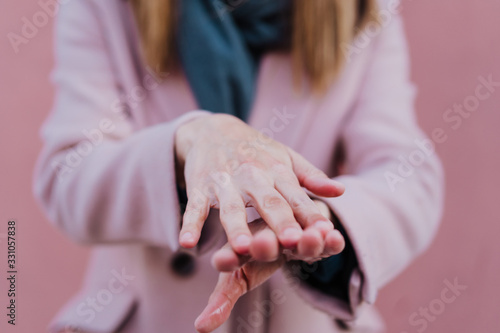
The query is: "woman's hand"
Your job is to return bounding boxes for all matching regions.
[195,254,285,333]
[175,113,345,256]
[195,200,344,333]
[211,200,344,271]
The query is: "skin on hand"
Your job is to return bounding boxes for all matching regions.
[212,200,345,271]
[175,113,345,258]
[194,258,285,333]
[195,220,284,333]
[195,201,345,332]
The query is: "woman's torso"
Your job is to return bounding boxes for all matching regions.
[50,1,385,332]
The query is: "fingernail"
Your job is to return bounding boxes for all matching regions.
[282,227,302,240]
[180,232,194,243]
[234,234,251,248]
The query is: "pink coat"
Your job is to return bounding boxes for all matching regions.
[33,0,444,332]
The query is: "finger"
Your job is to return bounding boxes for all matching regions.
[312,198,333,219]
[250,227,280,262]
[312,199,336,237]
[217,188,252,255]
[275,178,333,234]
[211,246,251,272]
[323,229,345,256]
[297,227,324,258]
[212,219,270,272]
[245,186,303,248]
[195,272,248,333]
[288,148,345,197]
[179,189,210,248]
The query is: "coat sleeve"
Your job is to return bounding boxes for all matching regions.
[32,0,209,249]
[284,14,444,322]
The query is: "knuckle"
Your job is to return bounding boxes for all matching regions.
[184,203,206,220]
[235,162,262,179]
[276,218,298,231]
[187,188,208,206]
[289,193,313,210]
[221,202,245,216]
[185,201,203,212]
[271,163,291,176]
[209,171,231,188]
[306,167,325,178]
[262,194,285,209]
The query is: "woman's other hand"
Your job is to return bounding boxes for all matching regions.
[211,200,345,272]
[195,201,345,333]
[194,255,284,333]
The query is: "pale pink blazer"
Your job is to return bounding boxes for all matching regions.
[33,0,444,332]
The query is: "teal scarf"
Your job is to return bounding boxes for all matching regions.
[177,0,290,120]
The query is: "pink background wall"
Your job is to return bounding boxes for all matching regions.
[1,0,498,332]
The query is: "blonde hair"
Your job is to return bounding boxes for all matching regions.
[131,0,378,92]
